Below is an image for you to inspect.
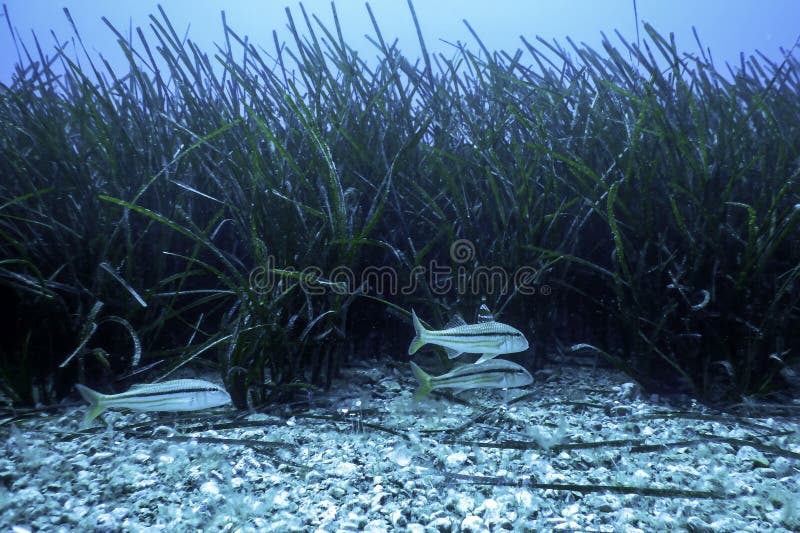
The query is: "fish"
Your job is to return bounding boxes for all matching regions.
[408,304,529,363]
[75,378,231,427]
[409,359,533,400]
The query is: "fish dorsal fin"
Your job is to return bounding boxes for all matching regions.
[445,314,467,329]
[477,304,494,323]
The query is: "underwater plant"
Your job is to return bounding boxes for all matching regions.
[0,2,797,409]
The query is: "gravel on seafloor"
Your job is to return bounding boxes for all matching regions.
[2,361,799,532]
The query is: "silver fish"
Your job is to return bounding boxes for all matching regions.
[409,359,533,400]
[76,378,231,427]
[408,305,529,363]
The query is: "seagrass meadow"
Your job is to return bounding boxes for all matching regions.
[1,2,799,413]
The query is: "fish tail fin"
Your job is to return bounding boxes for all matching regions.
[75,384,106,428]
[407,309,426,355]
[409,361,433,400]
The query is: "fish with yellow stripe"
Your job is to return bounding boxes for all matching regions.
[409,359,533,400]
[75,379,231,428]
[408,305,529,363]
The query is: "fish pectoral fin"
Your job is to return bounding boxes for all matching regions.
[475,353,499,364]
[444,346,463,359]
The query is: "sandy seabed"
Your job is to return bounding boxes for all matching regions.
[2,360,799,532]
